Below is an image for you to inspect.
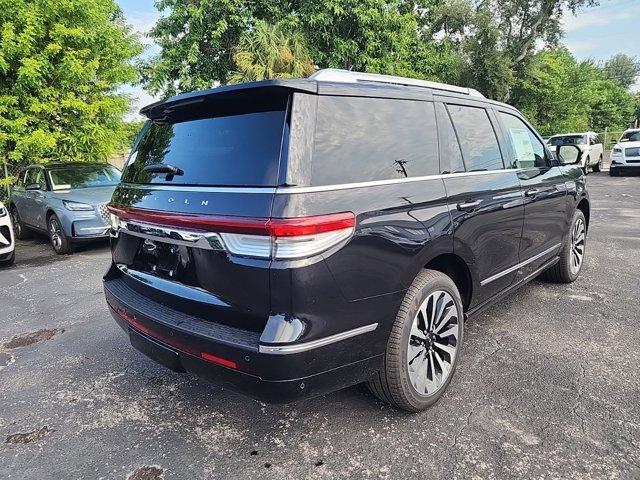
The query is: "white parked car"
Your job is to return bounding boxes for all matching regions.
[547,132,604,174]
[610,129,640,177]
[0,201,15,266]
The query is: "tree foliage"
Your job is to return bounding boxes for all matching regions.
[429,0,598,101]
[0,0,142,174]
[142,0,450,96]
[228,20,314,83]
[511,48,639,135]
[603,53,640,89]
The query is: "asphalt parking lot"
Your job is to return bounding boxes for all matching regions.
[1,171,639,479]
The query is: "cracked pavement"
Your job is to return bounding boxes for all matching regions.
[0,171,639,479]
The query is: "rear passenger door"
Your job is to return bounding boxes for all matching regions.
[436,100,524,307]
[495,109,568,280]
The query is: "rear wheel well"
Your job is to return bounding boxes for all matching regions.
[424,254,472,310]
[577,199,590,231]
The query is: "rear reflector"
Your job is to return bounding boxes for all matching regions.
[108,205,355,260]
[115,307,238,370]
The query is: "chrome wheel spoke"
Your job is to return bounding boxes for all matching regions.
[407,290,459,398]
[437,324,458,339]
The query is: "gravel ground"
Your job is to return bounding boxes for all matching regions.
[0,171,639,479]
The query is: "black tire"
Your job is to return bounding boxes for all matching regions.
[0,250,15,266]
[543,209,586,283]
[582,156,590,175]
[10,206,32,240]
[367,269,464,412]
[609,168,617,177]
[48,213,73,255]
[592,155,602,172]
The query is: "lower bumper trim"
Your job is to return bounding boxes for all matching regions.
[259,323,378,355]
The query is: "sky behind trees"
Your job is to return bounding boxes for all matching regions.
[117,0,639,119]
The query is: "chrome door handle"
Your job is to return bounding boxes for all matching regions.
[524,188,540,198]
[457,200,481,212]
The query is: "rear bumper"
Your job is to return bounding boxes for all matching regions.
[610,163,640,175]
[104,277,383,403]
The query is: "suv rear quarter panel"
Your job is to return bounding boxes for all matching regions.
[270,178,453,349]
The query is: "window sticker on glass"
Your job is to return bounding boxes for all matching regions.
[509,128,535,167]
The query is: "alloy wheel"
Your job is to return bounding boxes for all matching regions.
[407,290,460,396]
[49,218,63,251]
[570,217,585,275]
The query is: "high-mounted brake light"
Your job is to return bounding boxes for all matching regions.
[107,206,356,260]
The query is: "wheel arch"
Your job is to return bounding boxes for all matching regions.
[577,199,590,231]
[424,253,473,311]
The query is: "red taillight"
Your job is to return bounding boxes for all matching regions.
[200,352,237,369]
[108,205,356,259]
[107,205,354,236]
[115,307,237,370]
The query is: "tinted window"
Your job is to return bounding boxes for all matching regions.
[436,103,465,173]
[311,96,439,185]
[48,165,122,190]
[25,168,45,189]
[498,112,547,169]
[620,130,640,142]
[447,105,504,171]
[549,135,586,146]
[124,110,287,186]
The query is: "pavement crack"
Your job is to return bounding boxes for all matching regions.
[451,400,481,449]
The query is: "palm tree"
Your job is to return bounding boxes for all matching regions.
[228,21,315,84]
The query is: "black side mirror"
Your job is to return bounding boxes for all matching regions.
[555,145,582,165]
[25,183,41,191]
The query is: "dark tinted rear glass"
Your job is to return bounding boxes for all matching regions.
[123,110,287,186]
[447,104,504,171]
[436,103,465,174]
[311,96,438,186]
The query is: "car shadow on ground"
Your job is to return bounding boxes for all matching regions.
[7,237,110,269]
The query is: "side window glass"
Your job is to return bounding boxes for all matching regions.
[497,112,547,169]
[34,169,45,189]
[447,104,504,171]
[311,96,439,185]
[24,168,36,187]
[435,103,465,173]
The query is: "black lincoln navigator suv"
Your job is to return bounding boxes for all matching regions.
[104,69,589,412]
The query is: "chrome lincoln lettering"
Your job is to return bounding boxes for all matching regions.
[168,198,174,203]
[201,200,209,206]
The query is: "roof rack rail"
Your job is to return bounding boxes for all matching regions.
[310,68,485,98]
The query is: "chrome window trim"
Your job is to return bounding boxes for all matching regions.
[259,323,378,354]
[275,169,517,194]
[119,169,520,195]
[480,243,562,286]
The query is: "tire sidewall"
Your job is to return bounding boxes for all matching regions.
[11,207,26,240]
[395,274,464,410]
[565,210,586,282]
[48,214,71,254]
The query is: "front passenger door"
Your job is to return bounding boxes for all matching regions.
[495,110,569,280]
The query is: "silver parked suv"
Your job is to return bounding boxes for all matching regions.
[9,163,121,254]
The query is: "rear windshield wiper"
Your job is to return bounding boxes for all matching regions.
[144,164,184,176]
[143,164,185,181]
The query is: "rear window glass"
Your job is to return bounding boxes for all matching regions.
[549,135,586,146]
[123,110,287,186]
[446,104,504,171]
[311,96,439,186]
